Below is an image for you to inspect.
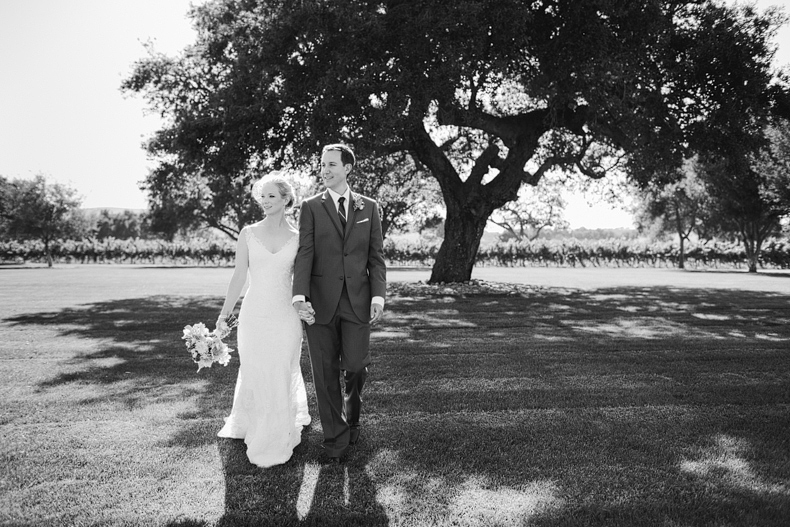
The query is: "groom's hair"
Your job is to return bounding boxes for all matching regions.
[322,143,356,169]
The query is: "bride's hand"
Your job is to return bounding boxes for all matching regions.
[298,309,315,325]
[299,308,315,326]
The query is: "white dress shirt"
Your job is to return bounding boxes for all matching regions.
[326,186,351,218]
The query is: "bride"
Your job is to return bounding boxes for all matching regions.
[216,173,312,467]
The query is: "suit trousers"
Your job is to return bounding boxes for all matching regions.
[305,283,370,457]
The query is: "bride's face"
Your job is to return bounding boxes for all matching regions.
[260,183,286,215]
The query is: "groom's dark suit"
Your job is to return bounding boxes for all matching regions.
[293,189,386,458]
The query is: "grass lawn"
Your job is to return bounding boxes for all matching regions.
[1,265,789,526]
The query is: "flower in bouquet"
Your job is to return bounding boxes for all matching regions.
[182,316,238,372]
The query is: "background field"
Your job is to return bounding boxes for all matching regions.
[1,266,789,526]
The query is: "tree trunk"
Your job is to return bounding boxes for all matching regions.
[741,222,760,273]
[45,242,53,267]
[429,203,489,283]
[672,205,687,270]
[406,119,539,283]
[746,250,758,272]
[678,235,685,270]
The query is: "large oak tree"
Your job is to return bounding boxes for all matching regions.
[124,0,786,282]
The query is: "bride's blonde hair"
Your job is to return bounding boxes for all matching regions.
[251,172,295,209]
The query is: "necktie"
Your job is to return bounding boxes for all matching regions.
[338,196,347,228]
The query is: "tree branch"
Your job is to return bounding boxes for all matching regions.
[437,133,461,151]
[407,126,463,195]
[437,104,549,147]
[488,218,520,241]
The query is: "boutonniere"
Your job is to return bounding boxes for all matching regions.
[352,194,364,211]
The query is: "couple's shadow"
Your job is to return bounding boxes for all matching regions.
[216,426,389,526]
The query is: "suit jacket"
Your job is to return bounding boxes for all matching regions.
[293,189,387,325]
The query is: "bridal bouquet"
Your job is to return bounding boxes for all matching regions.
[182,315,238,372]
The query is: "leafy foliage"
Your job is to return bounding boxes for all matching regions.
[633,158,711,268]
[753,118,790,226]
[123,0,788,281]
[697,146,786,273]
[0,174,87,266]
[84,209,154,240]
[662,4,790,273]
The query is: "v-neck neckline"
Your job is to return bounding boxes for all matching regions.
[249,229,297,254]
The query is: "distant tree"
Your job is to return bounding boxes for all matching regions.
[142,161,261,240]
[634,133,790,273]
[633,159,710,268]
[753,118,790,223]
[683,6,790,273]
[698,157,782,272]
[695,118,790,272]
[630,0,790,272]
[144,160,321,241]
[92,209,153,240]
[0,174,85,267]
[124,0,787,281]
[489,174,569,241]
[0,177,11,235]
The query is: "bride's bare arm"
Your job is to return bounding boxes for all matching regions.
[218,229,249,321]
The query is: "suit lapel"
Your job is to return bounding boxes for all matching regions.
[343,192,358,242]
[320,190,344,238]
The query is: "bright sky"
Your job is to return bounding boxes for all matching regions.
[1,0,788,229]
[0,0,197,211]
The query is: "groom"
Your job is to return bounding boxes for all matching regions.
[293,143,387,461]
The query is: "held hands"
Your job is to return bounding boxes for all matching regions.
[294,301,316,325]
[292,301,381,325]
[370,303,384,325]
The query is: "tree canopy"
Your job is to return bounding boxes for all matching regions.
[0,174,85,267]
[124,0,789,281]
[696,118,790,272]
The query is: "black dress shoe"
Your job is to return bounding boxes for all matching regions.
[349,428,360,445]
[327,454,345,465]
[325,444,349,464]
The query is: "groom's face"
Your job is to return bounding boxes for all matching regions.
[320,150,350,192]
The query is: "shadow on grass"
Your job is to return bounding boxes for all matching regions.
[214,430,389,526]
[4,294,390,525]
[684,269,790,279]
[7,295,234,410]
[366,286,790,525]
[4,285,790,525]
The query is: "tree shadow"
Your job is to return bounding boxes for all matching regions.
[5,295,234,414]
[5,285,790,525]
[215,431,389,526]
[362,286,790,525]
[4,293,389,524]
[683,269,790,279]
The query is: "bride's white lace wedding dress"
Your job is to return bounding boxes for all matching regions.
[217,227,311,467]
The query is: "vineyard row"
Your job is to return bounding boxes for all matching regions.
[2,237,790,269]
